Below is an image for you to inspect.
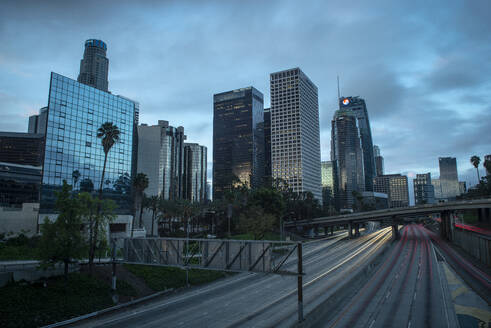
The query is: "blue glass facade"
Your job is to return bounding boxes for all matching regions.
[40,72,135,214]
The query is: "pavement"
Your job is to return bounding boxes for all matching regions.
[69,228,393,328]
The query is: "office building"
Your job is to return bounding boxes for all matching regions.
[357,191,389,210]
[439,157,459,199]
[374,174,409,208]
[264,107,271,181]
[485,154,491,176]
[28,107,48,135]
[0,162,42,207]
[331,112,364,210]
[213,87,264,200]
[40,73,136,219]
[459,181,467,195]
[77,39,109,92]
[432,179,443,200]
[184,143,207,203]
[321,161,334,209]
[0,132,44,166]
[413,173,435,205]
[374,145,384,176]
[270,68,321,199]
[339,96,376,191]
[137,121,186,200]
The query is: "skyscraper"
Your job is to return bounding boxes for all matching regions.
[137,121,186,200]
[338,96,376,191]
[373,145,384,176]
[184,143,207,203]
[213,87,264,200]
[484,154,491,176]
[321,161,334,209]
[270,68,321,200]
[438,157,459,199]
[374,174,409,208]
[413,173,435,205]
[263,107,271,181]
[331,112,364,209]
[40,73,136,220]
[28,107,48,135]
[77,39,109,92]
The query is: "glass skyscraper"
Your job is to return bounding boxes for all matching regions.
[413,173,435,205]
[213,87,264,201]
[263,107,271,181]
[40,72,136,215]
[373,145,384,176]
[270,68,322,200]
[184,143,207,203]
[438,157,459,199]
[78,39,109,92]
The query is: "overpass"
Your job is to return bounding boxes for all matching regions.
[284,198,491,240]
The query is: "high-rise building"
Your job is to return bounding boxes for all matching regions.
[28,107,48,135]
[0,132,45,166]
[0,162,42,207]
[270,68,321,200]
[321,161,334,209]
[263,107,271,181]
[331,112,364,210]
[77,39,109,92]
[484,154,491,176]
[339,96,376,191]
[137,121,186,200]
[213,87,264,201]
[413,173,435,205]
[184,143,207,203]
[374,174,409,208]
[432,179,443,200]
[438,157,459,199]
[40,73,136,221]
[373,145,384,176]
[459,181,467,195]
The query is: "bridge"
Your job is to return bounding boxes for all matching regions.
[284,198,491,240]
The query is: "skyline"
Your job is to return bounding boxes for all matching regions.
[1,1,490,191]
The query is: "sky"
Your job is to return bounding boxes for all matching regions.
[1,0,490,203]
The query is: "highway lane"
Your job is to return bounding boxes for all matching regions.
[325,224,456,328]
[73,228,392,328]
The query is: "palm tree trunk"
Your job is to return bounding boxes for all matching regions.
[99,153,108,198]
[90,152,108,274]
[139,198,144,228]
[476,168,480,182]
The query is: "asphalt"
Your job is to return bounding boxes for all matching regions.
[71,228,393,328]
[324,224,459,328]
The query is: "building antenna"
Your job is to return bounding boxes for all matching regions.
[337,75,341,100]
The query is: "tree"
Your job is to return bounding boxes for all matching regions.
[158,198,177,235]
[145,195,160,236]
[132,173,149,236]
[96,122,120,197]
[79,178,94,193]
[72,170,81,190]
[238,206,275,240]
[470,155,481,182]
[39,181,86,280]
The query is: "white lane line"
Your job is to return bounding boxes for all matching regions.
[368,319,376,328]
[430,241,451,328]
[413,292,417,301]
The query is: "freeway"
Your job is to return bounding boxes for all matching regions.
[324,224,458,328]
[72,228,393,328]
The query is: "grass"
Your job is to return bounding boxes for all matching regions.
[123,264,226,291]
[0,272,138,328]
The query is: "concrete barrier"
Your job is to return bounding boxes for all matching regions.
[452,228,491,267]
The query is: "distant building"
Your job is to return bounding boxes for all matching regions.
[28,107,48,135]
[331,112,364,210]
[213,87,264,201]
[0,162,42,207]
[374,174,409,208]
[321,161,334,209]
[373,145,384,176]
[0,132,45,166]
[77,39,109,92]
[413,173,435,205]
[485,154,491,176]
[183,143,207,203]
[432,179,443,200]
[137,121,186,200]
[270,68,321,200]
[439,157,459,199]
[459,181,466,195]
[338,96,376,191]
[263,107,271,181]
[358,191,389,210]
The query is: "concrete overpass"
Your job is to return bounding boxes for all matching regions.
[284,198,491,239]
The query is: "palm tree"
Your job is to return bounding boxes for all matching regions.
[96,122,120,198]
[470,155,481,182]
[145,195,160,236]
[132,173,149,237]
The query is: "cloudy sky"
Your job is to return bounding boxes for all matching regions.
[1,0,490,200]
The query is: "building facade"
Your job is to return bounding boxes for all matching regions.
[339,96,376,191]
[213,87,264,201]
[331,112,364,210]
[321,161,334,210]
[77,39,109,92]
[373,145,384,176]
[40,72,136,216]
[374,174,409,208]
[0,163,42,207]
[270,68,321,199]
[0,132,45,166]
[438,157,459,199]
[28,107,48,135]
[484,154,491,176]
[137,121,186,200]
[184,143,207,203]
[413,173,435,205]
[263,107,271,181]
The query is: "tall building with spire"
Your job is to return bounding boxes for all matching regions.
[77,39,109,92]
[373,145,384,176]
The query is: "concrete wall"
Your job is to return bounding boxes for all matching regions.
[0,203,39,237]
[453,228,491,267]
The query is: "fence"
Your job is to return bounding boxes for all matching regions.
[453,228,491,267]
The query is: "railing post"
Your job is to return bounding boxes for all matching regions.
[297,242,303,323]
